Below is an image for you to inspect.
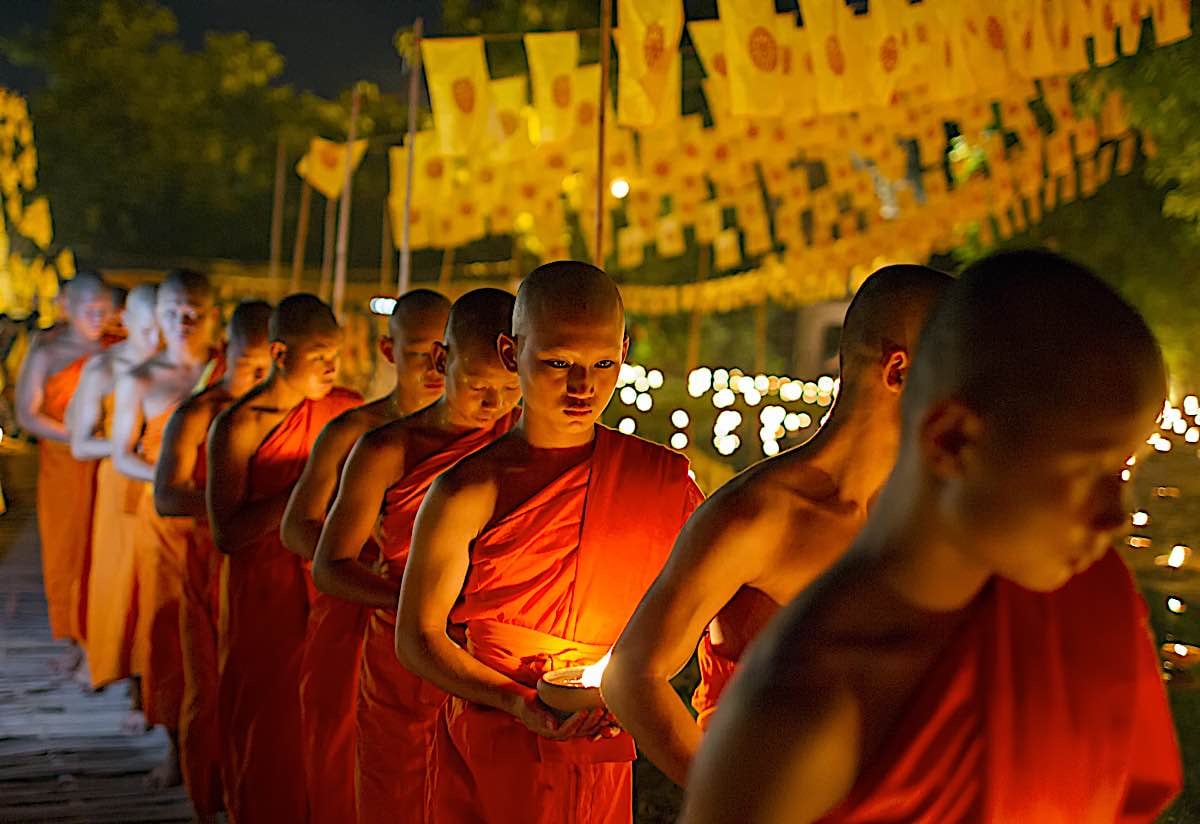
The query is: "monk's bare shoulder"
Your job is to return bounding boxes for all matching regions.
[432,433,511,499]
[177,383,232,426]
[320,401,394,454]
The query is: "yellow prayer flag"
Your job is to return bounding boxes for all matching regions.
[525,32,579,144]
[656,214,686,258]
[695,200,723,243]
[860,0,912,108]
[617,0,684,128]
[688,19,733,123]
[297,138,367,201]
[488,76,535,163]
[1153,0,1192,44]
[570,64,602,154]
[422,37,492,156]
[389,195,431,250]
[800,0,869,114]
[715,226,743,270]
[18,196,51,249]
[1116,135,1138,174]
[777,13,819,120]
[56,248,75,280]
[388,131,451,203]
[1006,0,1058,79]
[618,225,647,269]
[718,0,785,117]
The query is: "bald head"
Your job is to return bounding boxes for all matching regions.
[445,288,515,356]
[270,293,339,345]
[125,283,158,319]
[903,249,1165,432]
[64,270,108,303]
[160,268,214,304]
[389,288,450,340]
[838,264,952,395]
[513,261,624,338]
[228,300,272,350]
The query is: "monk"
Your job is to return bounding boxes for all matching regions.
[312,288,521,824]
[67,284,161,695]
[112,269,221,788]
[396,262,704,824]
[281,288,449,824]
[207,293,361,824]
[683,250,1183,823]
[601,265,952,786]
[152,300,272,822]
[15,271,113,673]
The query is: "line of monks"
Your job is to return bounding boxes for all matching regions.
[13,252,1183,823]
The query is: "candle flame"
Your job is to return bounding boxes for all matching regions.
[1173,643,1189,657]
[1168,545,1189,569]
[579,650,612,689]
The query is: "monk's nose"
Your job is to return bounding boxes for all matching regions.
[566,365,592,397]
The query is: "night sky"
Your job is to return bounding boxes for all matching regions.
[0,0,444,97]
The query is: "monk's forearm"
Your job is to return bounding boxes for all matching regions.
[397,629,527,716]
[113,451,155,483]
[602,669,701,787]
[20,412,68,443]
[213,493,290,554]
[312,558,397,609]
[280,517,321,561]
[70,434,113,462]
[154,486,207,520]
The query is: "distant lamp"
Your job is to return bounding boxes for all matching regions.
[369,296,398,316]
[610,178,630,199]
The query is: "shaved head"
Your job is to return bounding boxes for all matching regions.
[903,249,1165,432]
[838,264,952,394]
[513,261,624,338]
[270,293,340,345]
[389,288,450,339]
[125,284,158,319]
[63,270,108,303]
[160,268,214,304]
[446,288,515,355]
[228,300,272,350]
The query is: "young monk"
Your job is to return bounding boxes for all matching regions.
[312,288,521,824]
[207,293,361,824]
[152,300,272,823]
[67,284,161,695]
[15,271,113,673]
[683,250,1183,823]
[281,289,449,824]
[111,269,221,788]
[601,265,952,786]
[395,262,704,824]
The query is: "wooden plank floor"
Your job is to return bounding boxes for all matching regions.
[0,448,192,823]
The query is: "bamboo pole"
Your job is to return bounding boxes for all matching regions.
[290,181,312,293]
[380,196,393,291]
[595,0,612,266]
[437,245,457,293]
[332,86,362,321]
[268,134,286,281]
[399,17,424,295]
[686,244,710,370]
[319,196,335,301]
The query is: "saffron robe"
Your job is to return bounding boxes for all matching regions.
[429,426,703,824]
[36,355,97,642]
[84,393,143,688]
[356,414,517,824]
[218,388,362,824]
[818,549,1181,823]
[691,585,780,729]
[179,430,224,816]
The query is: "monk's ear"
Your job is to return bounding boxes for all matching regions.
[269,340,288,371]
[918,398,982,479]
[431,340,449,375]
[881,348,909,394]
[497,332,518,374]
[378,335,395,365]
[620,335,630,363]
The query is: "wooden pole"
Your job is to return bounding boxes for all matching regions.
[437,245,457,293]
[686,244,710,370]
[268,133,286,282]
[399,17,424,295]
[380,196,393,291]
[320,195,335,301]
[595,0,612,267]
[333,86,362,321]
[290,181,312,293]
[754,298,769,375]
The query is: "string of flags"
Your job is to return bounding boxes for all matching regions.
[289,0,1192,315]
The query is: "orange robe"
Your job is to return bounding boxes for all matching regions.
[179,430,225,816]
[429,427,703,824]
[691,585,780,729]
[819,549,1181,823]
[355,415,517,824]
[83,392,143,687]
[36,355,97,642]
[218,388,361,824]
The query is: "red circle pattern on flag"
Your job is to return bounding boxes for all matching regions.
[552,75,572,109]
[880,34,900,73]
[826,35,846,76]
[748,26,779,72]
[644,22,666,69]
[452,78,476,114]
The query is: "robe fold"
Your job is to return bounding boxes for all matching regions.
[179,436,224,816]
[355,415,516,824]
[36,355,97,642]
[429,426,703,824]
[219,387,361,824]
[819,549,1181,823]
[84,393,143,688]
[691,585,780,729]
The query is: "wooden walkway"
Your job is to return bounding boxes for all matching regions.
[0,449,192,823]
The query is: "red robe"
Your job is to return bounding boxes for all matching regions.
[820,549,1181,823]
[178,423,224,816]
[691,585,780,729]
[429,427,703,824]
[36,355,97,642]
[356,414,517,824]
[218,388,361,824]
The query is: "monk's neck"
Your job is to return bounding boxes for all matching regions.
[854,476,992,613]
[514,411,596,450]
[253,373,308,411]
[163,342,210,370]
[800,400,898,509]
[61,326,99,351]
[424,397,489,434]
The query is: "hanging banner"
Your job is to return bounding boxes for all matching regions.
[422,36,492,155]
